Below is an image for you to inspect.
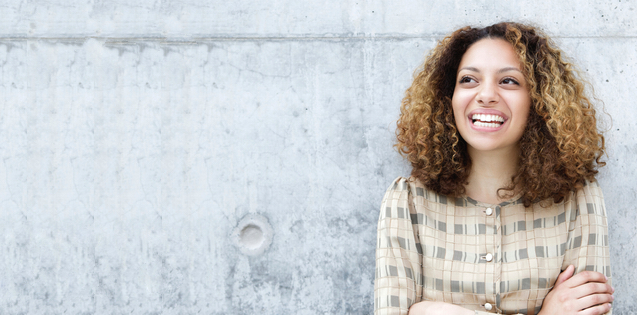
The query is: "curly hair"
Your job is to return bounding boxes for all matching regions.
[396,22,606,206]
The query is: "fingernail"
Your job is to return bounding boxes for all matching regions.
[604,275,608,281]
[612,286,615,293]
[611,295,615,301]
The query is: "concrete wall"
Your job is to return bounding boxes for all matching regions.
[1,0,635,314]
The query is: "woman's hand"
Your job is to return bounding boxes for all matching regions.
[539,265,614,315]
[409,301,474,315]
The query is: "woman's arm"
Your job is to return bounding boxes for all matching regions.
[374,178,421,315]
[538,265,613,315]
[539,181,614,315]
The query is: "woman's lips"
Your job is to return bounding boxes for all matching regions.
[468,112,507,131]
[468,109,507,131]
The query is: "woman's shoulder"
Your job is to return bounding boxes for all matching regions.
[577,179,604,197]
[572,179,606,212]
[385,176,424,192]
[384,176,444,201]
[380,176,435,220]
[545,179,607,218]
[560,179,605,204]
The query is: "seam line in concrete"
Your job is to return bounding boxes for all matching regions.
[2,35,637,42]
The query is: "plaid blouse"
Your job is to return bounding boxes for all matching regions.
[374,177,612,315]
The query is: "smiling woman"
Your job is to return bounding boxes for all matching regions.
[374,22,613,315]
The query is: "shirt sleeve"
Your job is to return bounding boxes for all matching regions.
[374,177,422,315]
[562,180,613,315]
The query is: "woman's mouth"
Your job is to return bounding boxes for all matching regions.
[471,114,505,128]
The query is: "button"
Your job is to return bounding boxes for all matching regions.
[485,253,493,262]
[485,207,493,216]
[484,303,493,310]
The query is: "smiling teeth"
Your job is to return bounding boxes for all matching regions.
[471,114,505,123]
[474,121,501,128]
[471,114,504,128]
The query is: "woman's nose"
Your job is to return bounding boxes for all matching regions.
[477,82,499,105]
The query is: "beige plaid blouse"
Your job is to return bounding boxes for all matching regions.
[374,177,612,315]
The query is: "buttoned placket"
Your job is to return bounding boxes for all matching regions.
[494,205,502,313]
[481,204,502,313]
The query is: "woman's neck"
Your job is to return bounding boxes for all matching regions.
[464,146,520,204]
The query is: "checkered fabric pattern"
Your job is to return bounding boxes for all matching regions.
[374,177,612,315]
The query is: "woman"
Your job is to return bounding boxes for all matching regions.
[374,22,613,315]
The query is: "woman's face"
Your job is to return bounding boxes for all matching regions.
[451,38,531,154]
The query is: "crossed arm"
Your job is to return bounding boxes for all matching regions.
[407,266,613,315]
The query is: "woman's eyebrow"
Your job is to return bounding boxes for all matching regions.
[498,67,523,74]
[458,66,522,74]
[458,66,480,73]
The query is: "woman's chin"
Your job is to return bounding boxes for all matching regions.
[466,141,519,154]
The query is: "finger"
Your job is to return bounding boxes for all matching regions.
[579,302,612,315]
[564,270,607,288]
[554,265,574,287]
[577,292,614,310]
[572,282,614,299]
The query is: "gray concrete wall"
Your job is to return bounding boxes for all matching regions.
[0,0,635,314]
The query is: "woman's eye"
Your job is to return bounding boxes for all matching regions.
[459,76,475,84]
[502,78,520,85]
